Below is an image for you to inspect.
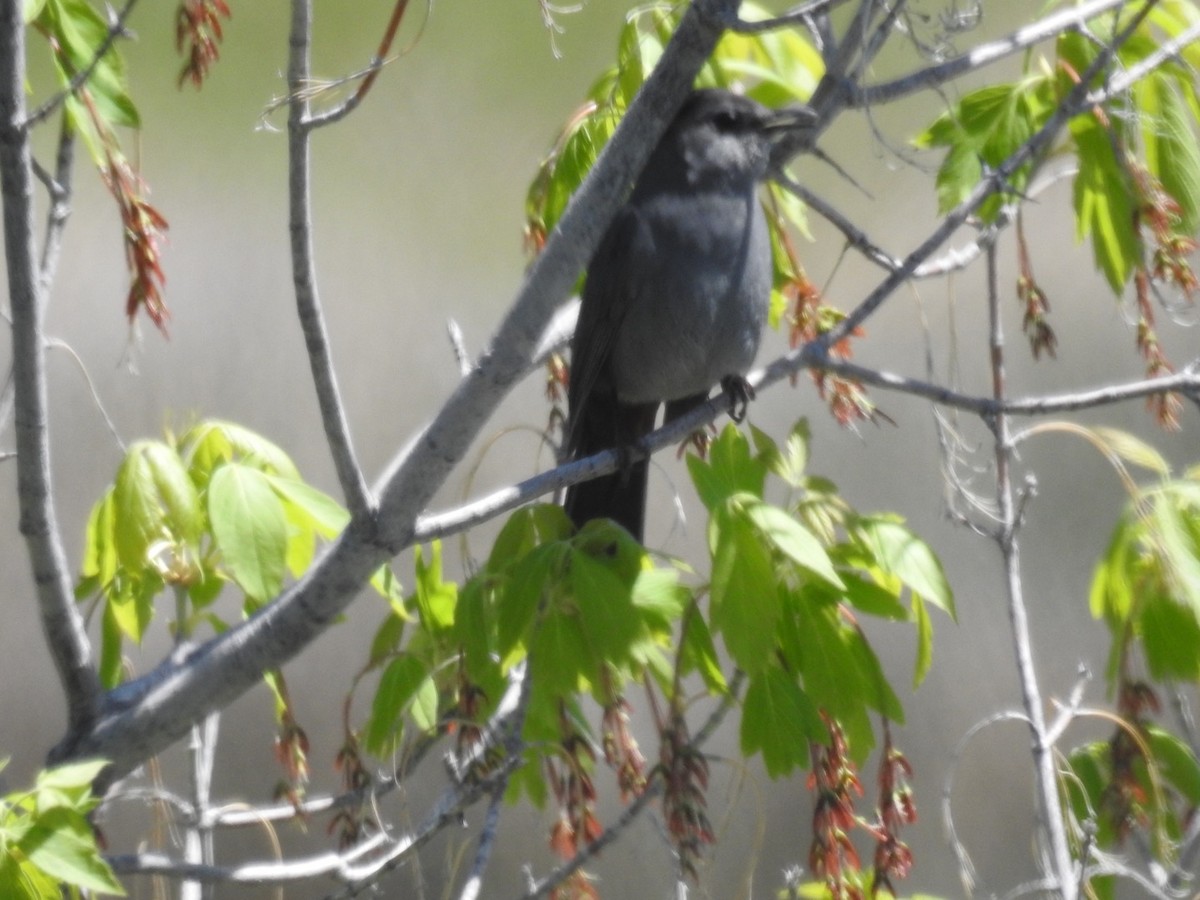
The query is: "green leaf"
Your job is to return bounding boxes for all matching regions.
[455,579,495,678]
[1140,594,1200,680]
[99,602,122,688]
[1090,518,1136,624]
[1151,489,1200,613]
[208,463,288,602]
[488,506,538,571]
[839,571,907,620]
[1142,74,1200,233]
[79,493,117,589]
[496,544,566,659]
[1092,427,1171,475]
[35,760,107,797]
[113,441,201,569]
[367,611,406,670]
[1071,112,1140,292]
[1146,725,1200,805]
[630,567,688,624]
[856,517,956,619]
[912,592,933,687]
[38,0,138,129]
[915,79,1051,219]
[530,610,593,692]
[262,474,349,538]
[791,594,866,721]
[181,420,300,486]
[365,656,435,755]
[23,0,49,23]
[679,612,726,693]
[414,542,457,635]
[0,850,62,899]
[743,498,843,589]
[107,577,155,645]
[709,502,780,673]
[571,549,640,669]
[687,425,767,511]
[752,420,810,487]
[740,666,822,777]
[17,806,124,894]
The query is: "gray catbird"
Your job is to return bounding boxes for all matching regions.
[565,88,813,540]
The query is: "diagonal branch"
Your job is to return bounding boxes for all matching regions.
[854,0,1132,106]
[57,0,742,779]
[0,3,99,734]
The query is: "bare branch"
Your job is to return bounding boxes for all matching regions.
[854,0,1132,106]
[985,236,1076,896]
[109,758,512,889]
[286,0,373,517]
[34,117,74,293]
[0,1,100,735]
[303,0,414,129]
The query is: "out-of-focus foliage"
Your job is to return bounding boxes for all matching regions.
[0,759,124,898]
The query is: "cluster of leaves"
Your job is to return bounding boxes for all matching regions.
[0,759,122,898]
[992,426,1200,898]
[915,1,1200,424]
[75,419,401,799]
[356,424,952,892]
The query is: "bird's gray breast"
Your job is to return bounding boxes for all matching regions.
[609,187,770,405]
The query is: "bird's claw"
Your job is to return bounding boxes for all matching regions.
[721,375,756,423]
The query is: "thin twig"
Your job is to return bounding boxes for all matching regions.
[986,236,1076,897]
[44,338,125,452]
[286,0,372,517]
[854,0,1131,106]
[454,663,533,900]
[943,709,1035,895]
[303,0,414,129]
[35,117,75,294]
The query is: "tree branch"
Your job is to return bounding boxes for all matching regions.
[985,241,1076,897]
[57,0,741,781]
[853,0,1131,107]
[0,0,99,737]
[34,117,75,293]
[287,0,373,518]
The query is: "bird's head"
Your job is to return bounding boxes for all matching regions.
[649,88,816,191]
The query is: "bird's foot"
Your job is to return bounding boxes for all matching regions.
[677,423,718,459]
[721,374,756,423]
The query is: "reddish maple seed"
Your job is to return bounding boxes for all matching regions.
[176,0,232,88]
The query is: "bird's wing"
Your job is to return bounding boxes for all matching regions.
[566,205,653,456]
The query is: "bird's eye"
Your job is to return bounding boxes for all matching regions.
[712,110,740,132]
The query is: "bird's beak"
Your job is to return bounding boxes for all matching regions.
[763,104,819,136]
[764,104,819,167]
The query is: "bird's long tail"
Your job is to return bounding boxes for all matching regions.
[564,392,656,541]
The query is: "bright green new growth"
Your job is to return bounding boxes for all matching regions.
[359,424,953,785]
[0,758,124,898]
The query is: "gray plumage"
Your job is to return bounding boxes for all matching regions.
[565,88,808,539]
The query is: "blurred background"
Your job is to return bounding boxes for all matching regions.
[3,1,1198,896]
